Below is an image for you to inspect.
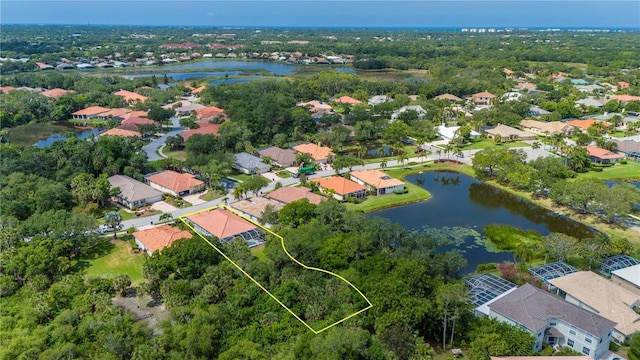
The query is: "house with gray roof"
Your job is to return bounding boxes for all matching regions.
[257,146,297,168]
[368,95,392,106]
[108,175,163,209]
[488,284,616,359]
[234,152,271,174]
[390,105,427,121]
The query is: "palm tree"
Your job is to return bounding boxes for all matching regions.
[232,185,246,200]
[380,158,388,169]
[531,141,541,150]
[104,211,122,239]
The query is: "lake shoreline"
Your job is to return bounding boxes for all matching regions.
[382,163,640,247]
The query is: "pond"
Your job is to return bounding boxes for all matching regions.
[371,171,596,274]
[35,128,102,148]
[208,77,264,86]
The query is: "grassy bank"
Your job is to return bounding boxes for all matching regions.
[346,181,431,212]
[576,161,640,181]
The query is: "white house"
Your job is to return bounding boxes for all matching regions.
[350,170,405,196]
[390,105,427,121]
[437,125,480,142]
[488,284,616,359]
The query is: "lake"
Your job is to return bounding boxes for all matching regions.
[371,171,596,274]
[122,60,355,81]
[35,128,101,148]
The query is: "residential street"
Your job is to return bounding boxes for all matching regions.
[141,116,182,162]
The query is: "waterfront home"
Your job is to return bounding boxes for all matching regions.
[549,271,640,343]
[350,169,405,196]
[584,146,623,164]
[72,106,111,119]
[612,264,640,296]
[99,128,142,138]
[437,125,481,142]
[313,176,366,201]
[113,90,148,104]
[488,284,616,359]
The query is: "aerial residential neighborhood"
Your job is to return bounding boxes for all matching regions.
[1,6,640,359]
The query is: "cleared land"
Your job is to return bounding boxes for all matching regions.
[85,239,146,284]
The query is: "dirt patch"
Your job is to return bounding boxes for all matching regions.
[112,294,169,335]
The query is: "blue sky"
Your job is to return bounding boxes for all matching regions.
[1,1,639,28]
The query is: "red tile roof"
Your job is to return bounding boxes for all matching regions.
[333,96,362,105]
[114,90,148,103]
[566,119,610,130]
[0,86,16,94]
[146,170,204,194]
[472,91,497,98]
[195,106,225,122]
[313,176,366,196]
[187,208,258,240]
[611,94,640,102]
[585,146,623,160]
[617,81,630,88]
[266,186,325,205]
[180,123,221,140]
[121,116,156,126]
[122,110,148,119]
[99,108,132,118]
[191,86,206,94]
[133,225,193,253]
[73,106,111,116]
[100,128,142,138]
[41,88,74,99]
[350,170,405,189]
[293,143,335,161]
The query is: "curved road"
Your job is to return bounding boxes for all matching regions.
[142,116,182,162]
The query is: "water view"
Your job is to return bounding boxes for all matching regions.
[371,171,596,274]
[35,128,101,148]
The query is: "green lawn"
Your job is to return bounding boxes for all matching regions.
[163,149,188,161]
[346,181,431,212]
[230,173,269,183]
[276,170,292,178]
[455,140,530,150]
[84,239,146,284]
[251,244,266,260]
[577,161,640,180]
[200,190,225,201]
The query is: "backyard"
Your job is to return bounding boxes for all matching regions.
[577,161,640,180]
[83,238,146,284]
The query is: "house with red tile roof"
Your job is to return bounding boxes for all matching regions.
[194,106,226,123]
[585,146,623,164]
[265,186,325,205]
[114,90,148,104]
[122,110,148,120]
[229,196,284,223]
[434,93,463,102]
[617,81,630,89]
[566,119,610,133]
[134,225,193,255]
[185,208,265,247]
[503,68,514,76]
[0,86,16,94]
[180,123,221,141]
[145,170,204,196]
[41,88,74,99]
[191,86,206,95]
[471,91,497,106]
[610,94,640,104]
[97,108,133,120]
[100,128,142,138]
[36,62,54,70]
[293,143,335,164]
[350,170,405,196]
[296,100,334,115]
[332,96,362,106]
[72,106,111,119]
[312,176,366,201]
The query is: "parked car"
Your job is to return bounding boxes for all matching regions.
[99,224,123,233]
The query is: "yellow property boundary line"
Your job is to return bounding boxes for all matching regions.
[179,205,373,334]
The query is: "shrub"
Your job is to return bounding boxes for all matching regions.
[591,167,604,172]
[620,159,628,164]
[538,344,555,356]
[345,196,364,204]
[407,161,418,166]
[393,188,409,195]
[476,263,497,273]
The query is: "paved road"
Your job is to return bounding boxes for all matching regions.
[142,116,182,162]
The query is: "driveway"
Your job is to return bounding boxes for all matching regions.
[151,201,178,213]
[142,116,183,162]
[183,192,207,206]
[262,172,282,182]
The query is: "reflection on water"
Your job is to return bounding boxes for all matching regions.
[371,171,596,274]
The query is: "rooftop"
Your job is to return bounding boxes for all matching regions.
[529,261,577,284]
[550,271,640,336]
[186,208,259,241]
[350,169,405,189]
[146,170,204,194]
[180,123,221,141]
[313,176,366,196]
[114,89,148,103]
[195,106,226,121]
[99,128,141,138]
[257,146,296,166]
[133,225,193,254]
[230,196,284,220]
[489,283,617,338]
[332,95,362,105]
[293,143,335,161]
[265,186,325,205]
[613,264,640,286]
[108,175,162,203]
[41,88,74,99]
[601,255,640,275]
[72,106,111,116]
